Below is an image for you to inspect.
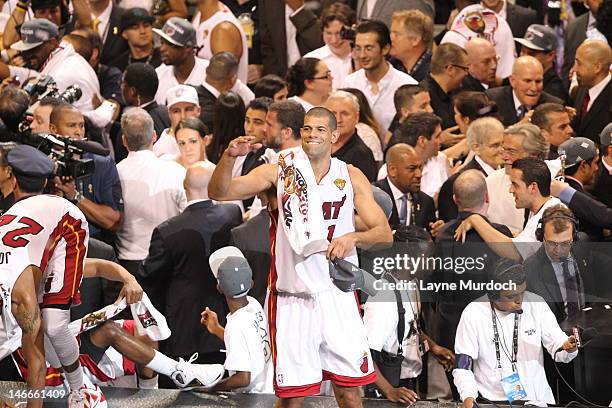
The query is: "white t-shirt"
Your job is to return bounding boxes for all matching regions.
[224,296,273,393]
[342,63,417,137]
[453,292,577,403]
[288,95,314,112]
[363,283,423,379]
[152,128,180,158]
[304,44,352,91]
[192,4,248,84]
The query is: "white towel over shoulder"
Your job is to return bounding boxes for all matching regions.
[277,149,329,257]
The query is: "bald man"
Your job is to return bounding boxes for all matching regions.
[430,170,512,384]
[571,40,612,143]
[486,56,563,126]
[374,143,436,231]
[140,163,242,368]
[462,38,498,92]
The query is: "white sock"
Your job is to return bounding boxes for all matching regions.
[138,375,159,389]
[65,367,84,392]
[145,350,178,378]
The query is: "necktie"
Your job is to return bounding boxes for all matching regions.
[516,105,526,120]
[580,92,590,120]
[562,259,580,317]
[399,194,408,226]
[92,18,101,35]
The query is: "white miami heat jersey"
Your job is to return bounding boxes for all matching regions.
[0,246,35,360]
[3,195,89,304]
[272,158,358,294]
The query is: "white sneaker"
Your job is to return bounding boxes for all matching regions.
[171,353,225,391]
[68,384,108,408]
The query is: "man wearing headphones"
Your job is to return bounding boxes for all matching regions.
[526,204,612,315]
[452,260,578,407]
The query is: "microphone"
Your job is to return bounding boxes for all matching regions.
[27,132,110,156]
[556,327,598,353]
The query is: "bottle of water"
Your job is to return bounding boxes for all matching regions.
[238,13,254,49]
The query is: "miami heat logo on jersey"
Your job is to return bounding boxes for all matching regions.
[137,310,158,329]
[278,152,310,231]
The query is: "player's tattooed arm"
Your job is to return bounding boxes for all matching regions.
[12,266,45,408]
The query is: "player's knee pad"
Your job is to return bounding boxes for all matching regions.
[41,308,79,366]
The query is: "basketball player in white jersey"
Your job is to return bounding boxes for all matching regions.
[0,247,45,408]
[209,107,393,407]
[3,145,96,406]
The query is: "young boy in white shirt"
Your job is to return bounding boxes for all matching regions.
[200,247,274,393]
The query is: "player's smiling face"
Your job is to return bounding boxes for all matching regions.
[300,115,338,159]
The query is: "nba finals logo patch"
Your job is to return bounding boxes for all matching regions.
[138,310,158,328]
[334,178,346,191]
[81,311,108,331]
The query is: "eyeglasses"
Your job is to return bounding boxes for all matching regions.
[449,64,469,73]
[543,240,573,250]
[311,72,332,80]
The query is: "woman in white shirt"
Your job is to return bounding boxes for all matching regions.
[286,57,333,111]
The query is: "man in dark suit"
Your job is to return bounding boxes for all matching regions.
[571,40,612,144]
[257,0,323,77]
[429,169,512,399]
[89,0,129,65]
[139,165,242,368]
[486,56,563,127]
[230,188,276,306]
[438,117,504,221]
[593,123,612,209]
[552,179,612,229]
[558,137,602,240]
[516,24,568,102]
[530,103,574,159]
[374,143,436,231]
[562,1,601,89]
[462,38,498,93]
[194,52,239,132]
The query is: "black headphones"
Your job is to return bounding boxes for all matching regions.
[535,212,579,242]
[487,258,524,301]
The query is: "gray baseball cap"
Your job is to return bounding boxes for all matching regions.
[153,17,197,48]
[217,256,253,299]
[600,123,612,147]
[558,137,598,168]
[515,24,558,52]
[11,18,59,52]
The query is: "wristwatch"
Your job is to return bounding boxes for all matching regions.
[72,191,85,205]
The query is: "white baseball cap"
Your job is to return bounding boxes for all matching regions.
[165,84,198,108]
[209,246,246,278]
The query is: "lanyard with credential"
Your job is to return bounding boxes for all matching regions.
[491,305,519,373]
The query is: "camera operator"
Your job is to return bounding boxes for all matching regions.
[49,102,123,243]
[0,84,30,142]
[0,19,101,114]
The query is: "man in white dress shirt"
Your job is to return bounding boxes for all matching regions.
[342,19,417,136]
[453,260,577,407]
[455,157,563,261]
[304,3,355,90]
[116,108,186,274]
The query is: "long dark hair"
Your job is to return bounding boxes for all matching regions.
[453,91,498,122]
[208,91,245,163]
[176,117,209,138]
[286,58,320,97]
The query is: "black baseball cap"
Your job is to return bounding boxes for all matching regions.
[120,8,155,32]
[31,0,61,11]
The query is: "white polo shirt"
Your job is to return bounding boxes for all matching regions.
[304,44,352,90]
[116,149,187,260]
[512,197,563,260]
[342,62,417,136]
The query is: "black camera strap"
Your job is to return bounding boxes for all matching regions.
[387,276,406,355]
